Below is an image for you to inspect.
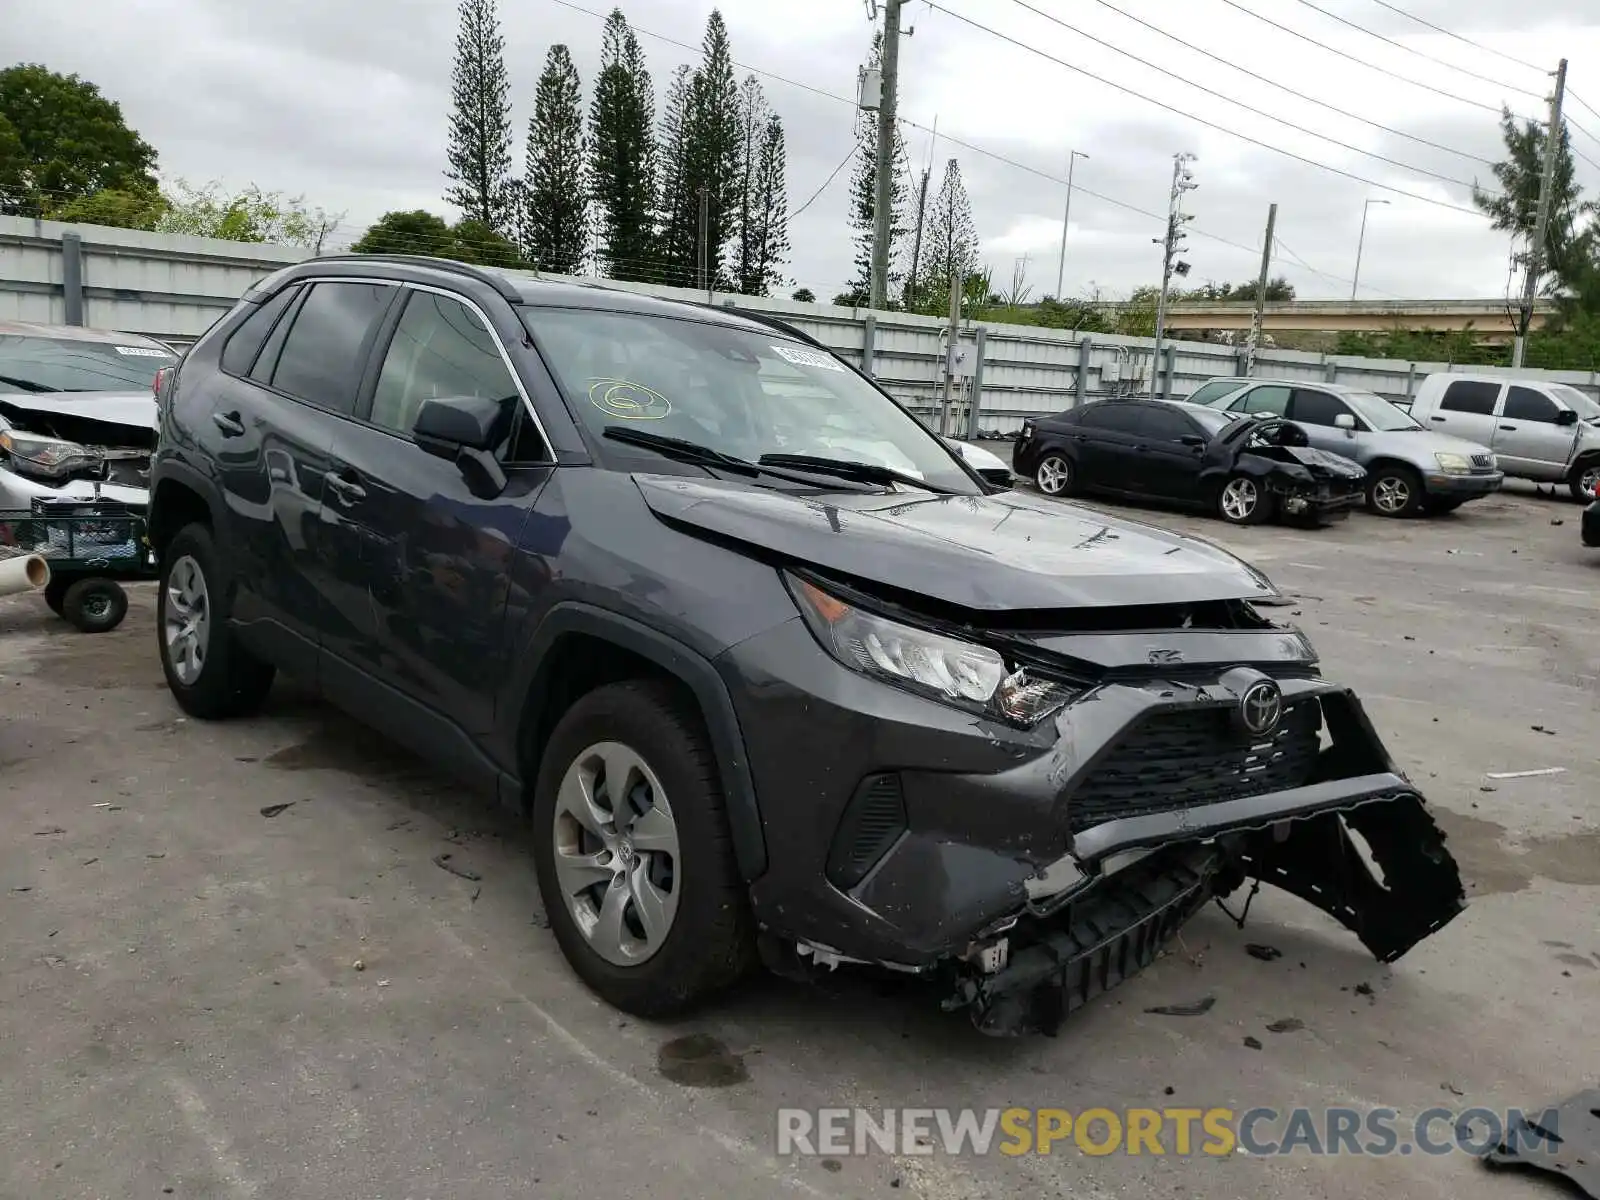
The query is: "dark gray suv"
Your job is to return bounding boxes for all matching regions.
[148,255,1465,1035]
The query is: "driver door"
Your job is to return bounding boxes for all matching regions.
[316,286,552,741]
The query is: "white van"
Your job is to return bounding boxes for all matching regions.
[1408,373,1600,499]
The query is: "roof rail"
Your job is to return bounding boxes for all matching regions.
[308,253,525,302]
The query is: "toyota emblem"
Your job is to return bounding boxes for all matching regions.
[1238,679,1283,737]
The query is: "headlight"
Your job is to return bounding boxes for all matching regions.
[786,572,1077,725]
[1019,421,1035,440]
[0,430,101,480]
[1434,452,1471,474]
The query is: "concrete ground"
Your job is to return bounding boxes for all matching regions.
[2,481,1597,1200]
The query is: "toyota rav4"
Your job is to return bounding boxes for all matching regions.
[148,256,1465,1035]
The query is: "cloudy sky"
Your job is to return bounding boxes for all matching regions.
[8,0,1600,302]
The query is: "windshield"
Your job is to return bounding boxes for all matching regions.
[1187,407,1235,436]
[522,308,978,491]
[0,334,176,393]
[1551,384,1600,420]
[1341,389,1420,431]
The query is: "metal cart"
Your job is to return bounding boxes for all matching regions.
[0,500,156,633]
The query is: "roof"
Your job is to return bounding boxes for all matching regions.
[0,320,174,350]
[1191,376,1379,397]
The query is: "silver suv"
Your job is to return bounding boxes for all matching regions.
[1184,377,1503,517]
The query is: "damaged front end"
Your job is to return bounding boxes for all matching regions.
[1249,445,1367,521]
[0,396,154,510]
[945,670,1465,1036]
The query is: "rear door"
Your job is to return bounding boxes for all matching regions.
[1426,379,1501,445]
[1493,385,1574,479]
[1230,383,1291,419]
[1075,403,1146,491]
[208,278,398,676]
[318,285,552,742]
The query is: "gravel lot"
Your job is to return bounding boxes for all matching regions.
[2,481,1597,1200]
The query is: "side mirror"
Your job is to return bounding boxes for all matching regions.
[1334,413,1357,430]
[1556,408,1579,426]
[413,394,513,497]
[1179,434,1207,448]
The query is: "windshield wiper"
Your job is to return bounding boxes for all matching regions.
[0,374,61,394]
[756,453,954,494]
[602,426,878,490]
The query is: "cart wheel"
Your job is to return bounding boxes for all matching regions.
[62,578,128,633]
[43,577,69,617]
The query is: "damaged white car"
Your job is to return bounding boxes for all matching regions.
[0,320,173,511]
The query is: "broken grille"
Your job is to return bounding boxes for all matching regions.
[1065,700,1322,833]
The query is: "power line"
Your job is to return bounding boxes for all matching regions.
[1004,0,1495,189]
[925,0,1488,216]
[1216,0,1539,121]
[1364,0,1545,74]
[1081,0,1495,167]
[1565,107,1600,154]
[1286,0,1544,99]
[790,143,857,218]
[1272,235,1404,298]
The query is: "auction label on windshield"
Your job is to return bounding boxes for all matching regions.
[114,346,170,357]
[771,344,844,372]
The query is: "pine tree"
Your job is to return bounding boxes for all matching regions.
[524,44,587,273]
[844,32,908,305]
[743,114,790,296]
[443,0,514,231]
[921,158,977,308]
[733,75,770,295]
[654,64,698,286]
[589,9,658,281]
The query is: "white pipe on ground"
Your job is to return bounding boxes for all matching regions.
[0,555,50,597]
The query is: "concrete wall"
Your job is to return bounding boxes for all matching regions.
[3,217,1596,429]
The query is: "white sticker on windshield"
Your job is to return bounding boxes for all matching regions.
[770,343,844,372]
[113,346,169,357]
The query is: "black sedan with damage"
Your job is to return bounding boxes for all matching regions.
[1014,398,1367,525]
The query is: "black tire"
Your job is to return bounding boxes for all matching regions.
[1034,452,1075,497]
[42,577,68,617]
[1366,464,1425,518]
[531,680,754,1017]
[157,522,275,719]
[61,578,128,633]
[1569,457,1600,503]
[1215,474,1273,525]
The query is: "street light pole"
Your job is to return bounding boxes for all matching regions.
[1351,198,1389,301]
[1055,150,1088,300]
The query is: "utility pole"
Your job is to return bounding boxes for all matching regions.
[869,0,904,311]
[697,186,711,300]
[939,267,960,435]
[1245,202,1277,376]
[1151,152,1197,393]
[1350,198,1389,300]
[1514,57,1567,369]
[1055,150,1088,300]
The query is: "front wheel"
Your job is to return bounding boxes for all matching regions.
[1569,458,1600,503]
[1367,465,1424,518]
[157,523,275,718]
[532,680,754,1017]
[1216,475,1272,525]
[1034,453,1075,497]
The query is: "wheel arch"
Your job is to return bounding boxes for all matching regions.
[148,465,224,561]
[512,603,767,881]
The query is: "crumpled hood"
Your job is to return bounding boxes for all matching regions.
[632,474,1281,611]
[1277,445,1366,478]
[0,390,155,434]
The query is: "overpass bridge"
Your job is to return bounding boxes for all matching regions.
[1159,298,1556,338]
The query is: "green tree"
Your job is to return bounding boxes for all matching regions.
[0,65,157,215]
[588,9,657,281]
[50,184,169,230]
[444,0,513,232]
[152,180,340,247]
[843,33,908,306]
[1194,277,1295,302]
[654,64,698,286]
[732,75,769,294]
[450,217,523,267]
[919,159,977,311]
[523,45,587,273]
[791,286,815,302]
[738,115,789,296]
[1115,285,1162,337]
[351,210,457,255]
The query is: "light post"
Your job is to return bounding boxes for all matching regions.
[1351,198,1389,300]
[1055,150,1088,299]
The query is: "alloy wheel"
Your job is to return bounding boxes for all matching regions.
[1221,478,1259,521]
[1036,455,1071,495]
[552,741,681,966]
[1372,475,1410,514]
[163,555,210,686]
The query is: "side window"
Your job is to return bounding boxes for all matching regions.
[1184,380,1243,408]
[1081,403,1143,433]
[1440,380,1499,415]
[370,291,525,443]
[1239,385,1290,416]
[1503,385,1560,423]
[1289,389,1349,427]
[1139,406,1196,442]
[221,285,301,377]
[268,281,397,415]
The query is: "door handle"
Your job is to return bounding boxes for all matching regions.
[324,471,367,504]
[1429,416,1447,423]
[212,411,245,436]
[1499,424,1516,431]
